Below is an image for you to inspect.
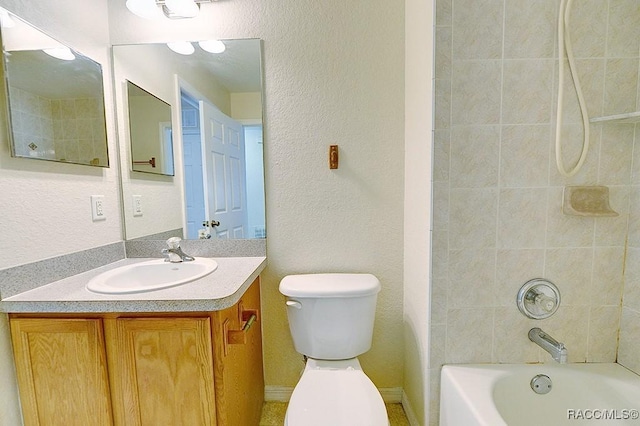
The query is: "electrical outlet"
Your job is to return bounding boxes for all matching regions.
[132,195,143,217]
[91,195,106,221]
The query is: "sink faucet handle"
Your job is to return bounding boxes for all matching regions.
[166,237,182,249]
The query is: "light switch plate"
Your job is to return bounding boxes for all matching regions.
[132,195,143,217]
[91,195,106,221]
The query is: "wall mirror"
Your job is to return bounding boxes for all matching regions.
[1,9,108,167]
[127,80,174,175]
[113,39,265,241]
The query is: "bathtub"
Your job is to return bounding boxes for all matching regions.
[440,363,640,425]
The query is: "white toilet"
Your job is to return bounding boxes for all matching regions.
[279,273,389,426]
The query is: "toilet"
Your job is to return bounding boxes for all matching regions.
[279,273,389,426]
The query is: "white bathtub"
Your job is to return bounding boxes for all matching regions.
[440,363,640,426]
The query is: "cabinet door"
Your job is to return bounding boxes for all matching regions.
[213,278,264,425]
[9,318,112,426]
[105,317,216,426]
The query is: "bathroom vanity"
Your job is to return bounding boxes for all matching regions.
[2,256,266,426]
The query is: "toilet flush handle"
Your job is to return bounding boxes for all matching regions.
[286,300,302,309]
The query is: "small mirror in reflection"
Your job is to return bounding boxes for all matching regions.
[126,80,174,176]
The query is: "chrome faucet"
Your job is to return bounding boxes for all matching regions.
[528,327,568,364]
[161,237,195,263]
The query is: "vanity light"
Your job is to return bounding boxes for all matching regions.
[42,47,75,61]
[126,0,164,20]
[164,0,199,18]
[198,40,226,54]
[167,41,195,55]
[126,0,213,20]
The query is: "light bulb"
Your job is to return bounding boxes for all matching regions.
[164,0,199,18]
[167,42,195,55]
[126,0,164,20]
[43,47,75,61]
[199,40,226,54]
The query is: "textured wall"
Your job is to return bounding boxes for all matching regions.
[431,0,640,424]
[108,0,405,391]
[0,0,121,270]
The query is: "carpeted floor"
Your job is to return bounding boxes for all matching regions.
[259,402,410,425]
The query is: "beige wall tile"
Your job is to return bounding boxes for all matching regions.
[569,0,608,58]
[451,60,502,125]
[433,130,450,182]
[493,307,541,363]
[433,182,450,230]
[501,59,554,124]
[495,249,545,306]
[594,186,630,246]
[591,247,625,306]
[500,125,551,188]
[435,27,452,79]
[497,188,548,249]
[604,59,639,116]
[434,78,451,130]
[606,0,640,58]
[544,248,593,306]
[540,306,589,363]
[450,126,500,188]
[618,307,640,374]
[431,278,448,326]
[446,308,494,363]
[587,306,621,362]
[504,0,555,59]
[623,248,640,311]
[545,187,595,247]
[431,230,449,279]
[449,188,498,249]
[452,0,503,60]
[598,124,634,184]
[448,248,497,308]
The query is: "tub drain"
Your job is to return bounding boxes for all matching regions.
[530,374,552,394]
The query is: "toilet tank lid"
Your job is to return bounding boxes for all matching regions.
[279,273,381,298]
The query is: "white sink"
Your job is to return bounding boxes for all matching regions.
[86,258,218,294]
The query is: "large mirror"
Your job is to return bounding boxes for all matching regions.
[1,9,108,167]
[127,80,174,176]
[113,39,265,241]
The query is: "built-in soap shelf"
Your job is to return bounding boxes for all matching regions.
[590,111,640,124]
[562,186,618,217]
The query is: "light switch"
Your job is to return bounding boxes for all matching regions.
[132,195,143,217]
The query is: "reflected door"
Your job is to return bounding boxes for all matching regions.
[200,100,248,239]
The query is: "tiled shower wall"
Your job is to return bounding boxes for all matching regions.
[9,86,107,165]
[430,0,640,424]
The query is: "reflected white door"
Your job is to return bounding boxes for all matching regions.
[200,100,248,239]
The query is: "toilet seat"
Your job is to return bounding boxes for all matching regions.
[285,358,388,426]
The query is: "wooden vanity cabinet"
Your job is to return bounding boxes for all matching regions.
[9,278,264,426]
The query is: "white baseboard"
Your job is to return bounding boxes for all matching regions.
[265,386,404,404]
[264,386,293,402]
[401,390,421,426]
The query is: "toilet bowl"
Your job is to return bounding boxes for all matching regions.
[279,273,388,426]
[284,358,389,426]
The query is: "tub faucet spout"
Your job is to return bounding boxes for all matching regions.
[528,327,568,364]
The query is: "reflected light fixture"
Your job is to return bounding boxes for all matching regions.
[43,47,75,61]
[198,40,226,54]
[0,9,15,28]
[167,41,195,55]
[126,0,213,20]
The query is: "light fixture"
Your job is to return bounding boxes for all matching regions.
[126,0,213,20]
[43,47,75,61]
[0,9,15,28]
[198,40,225,54]
[164,0,199,18]
[125,0,165,20]
[167,41,195,55]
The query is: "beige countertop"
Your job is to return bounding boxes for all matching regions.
[0,256,266,313]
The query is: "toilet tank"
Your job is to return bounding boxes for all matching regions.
[279,273,381,360]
